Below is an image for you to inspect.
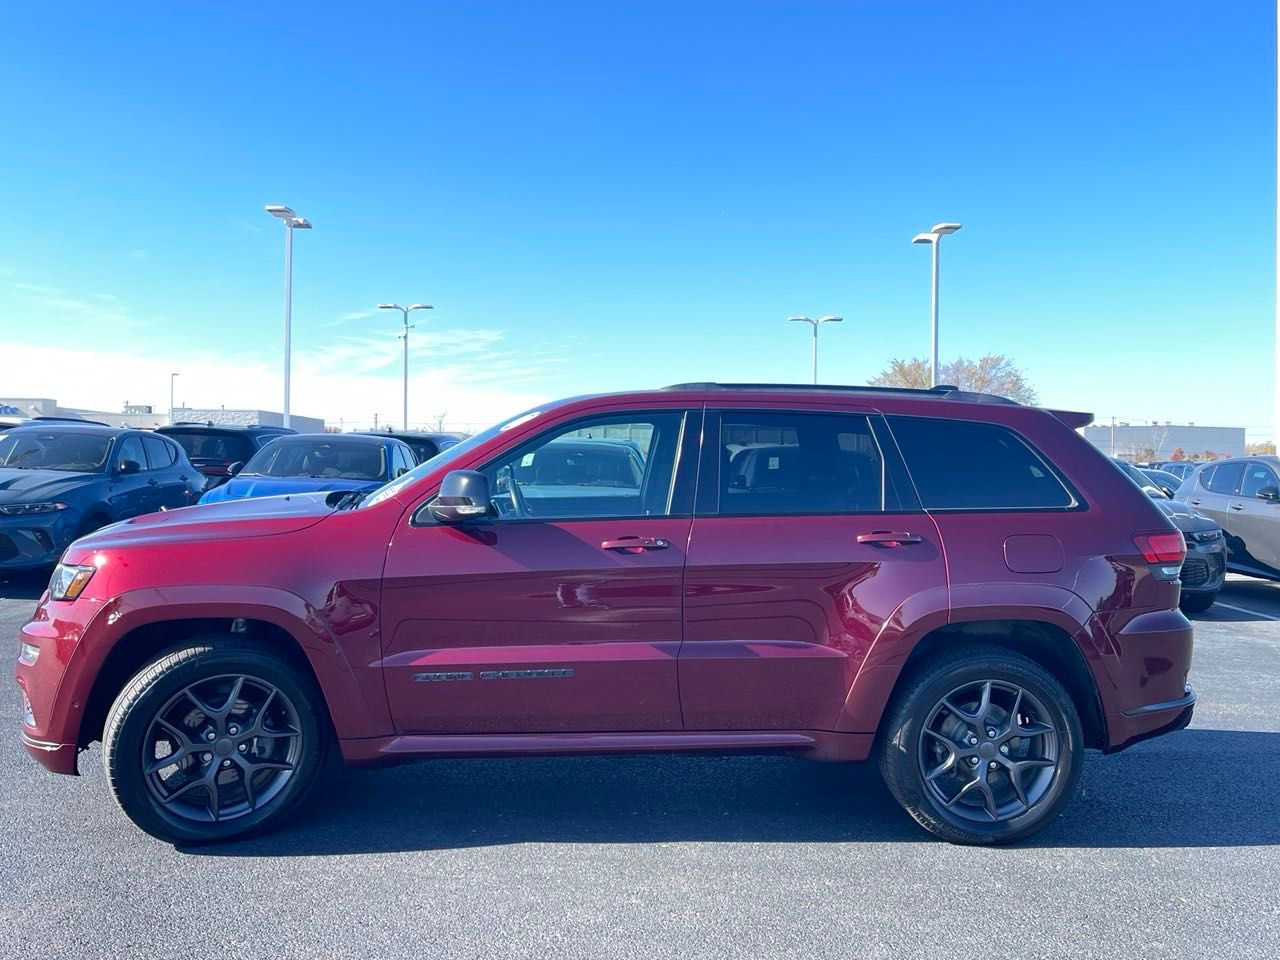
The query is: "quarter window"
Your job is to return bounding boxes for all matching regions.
[888,416,1075,510]
[1205,461,1245,495]
[714,412,889,515]
[1240,463,1279,499]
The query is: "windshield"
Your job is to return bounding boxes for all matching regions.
[358,406,543,509]
[163,430,256,464]
[1116,460,1167,498]
[0,430,113,472]
[242,437,388,481]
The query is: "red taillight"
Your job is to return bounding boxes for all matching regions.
[1132,531,1186,564]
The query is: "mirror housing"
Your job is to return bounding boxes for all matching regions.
[429,470,491,523]
[227,461,245,477]
[1159,485,1176,499]
[1258,486,1280,502]
[117,459,142,475]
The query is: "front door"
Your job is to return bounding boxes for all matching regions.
[680,407,947,731]
[1184,460,1243,532]
[108,434,161,519]
[1226,461,1280,576]
[380,408,699,734]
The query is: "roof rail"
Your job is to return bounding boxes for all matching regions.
[660,382,1019,405]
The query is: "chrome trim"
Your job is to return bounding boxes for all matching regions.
[1121,685,1196,718]
[19,731,70,752]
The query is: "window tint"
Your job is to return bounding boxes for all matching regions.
[243,438,387,481]
[1241,463,1279,498]
[889,416,1075,510]
[405,440,437,464]
[1205,461,1245,495]
[716,412,888,515]
[115,435,147,469]
[164,430,256,463]
[481,413,684,520]
[142,435,177,469]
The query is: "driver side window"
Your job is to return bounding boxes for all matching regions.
[481,412,685,521]
[115,435,147,471]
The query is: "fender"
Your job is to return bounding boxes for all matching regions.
[836,582,1102,733]
[64,584,393,747]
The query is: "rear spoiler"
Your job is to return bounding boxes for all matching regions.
[1046,409,1094,429]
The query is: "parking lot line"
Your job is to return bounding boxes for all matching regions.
[1212,601,1280,622]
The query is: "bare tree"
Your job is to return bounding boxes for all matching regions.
[870,354,1038,404]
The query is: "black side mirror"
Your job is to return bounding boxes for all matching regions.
[1159,485,1176,499]
[396,467,409,478]
[1258,486,1280,502]
[227,462,245,477]
[117,459,142,475]
[429,470,491,523]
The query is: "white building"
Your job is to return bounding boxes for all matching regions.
[1082,422,1245,461]
[0,397,324,433]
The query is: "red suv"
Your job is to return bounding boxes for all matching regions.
[15,384,1195,845]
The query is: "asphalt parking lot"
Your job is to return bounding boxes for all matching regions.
[0,572,1277,960]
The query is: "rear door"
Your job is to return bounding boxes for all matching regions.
[1226,461,1280,575]
[680,406,946,731]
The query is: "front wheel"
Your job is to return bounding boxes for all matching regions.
[102,636,330,844]
[878,645,1083,845]
[1179,590,1217,614]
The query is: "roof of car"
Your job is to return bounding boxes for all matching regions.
[160,423,295,433]
[660,382,1021,405]
[2,422,127,435]
[353,431,465,441]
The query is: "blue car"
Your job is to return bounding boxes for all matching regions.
[198,433,416,505]
[0,424,204,569]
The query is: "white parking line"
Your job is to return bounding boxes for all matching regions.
[1213,601,1280,622]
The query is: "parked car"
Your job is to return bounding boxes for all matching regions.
[353,430,465,465]
[1152,461,1196,482]
[18,382,1195,846]
[197,433,416,505]
[0,424,202,570]
[155,423,296,490]
[1113,459,1225,612]
[1177,455,1280,580]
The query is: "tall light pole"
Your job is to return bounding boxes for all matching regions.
[787,315,843,384]
[378,303,433,430]
[265,205,312,427]
[912,222,962,387]
[169,372,179,425]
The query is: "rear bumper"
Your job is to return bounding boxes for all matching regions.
[1106,684,1196,753]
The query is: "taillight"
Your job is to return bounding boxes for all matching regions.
[1132,532,1186,564]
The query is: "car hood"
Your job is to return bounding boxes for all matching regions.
[204,474,383,502]
[71,492,336,553]
[0,468,100,504]
[1154,497,1219,533]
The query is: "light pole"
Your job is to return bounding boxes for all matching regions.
[912,222,962,387]
[169,372,179,425]
[378,303,433,430]
[265,205,312,427]
[787,315,843,384]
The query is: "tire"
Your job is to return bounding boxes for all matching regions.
[102,635,330,844]
[877,644,1083,845]
[1179,590,1217,614]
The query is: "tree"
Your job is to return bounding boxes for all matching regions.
[1170,448,1185,461]
[869,354,1038,404]
[1246,441,1277,456]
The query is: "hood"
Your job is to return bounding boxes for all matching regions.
[202,474,382,504]
[0,468,100,504]
[1153,497,1219,533]
[72,491,336,554]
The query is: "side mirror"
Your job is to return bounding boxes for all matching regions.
[1159,485,1176,499]
[117,459,142,475]
[227,462,245,477]
[396,467,409,478]
[1258,486,1280,502]
[429,470,491,523]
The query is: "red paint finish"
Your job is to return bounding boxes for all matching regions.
[16,385,1196,786]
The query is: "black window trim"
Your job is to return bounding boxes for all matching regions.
[410,408,701,527]
[884,414,1088,514]
[695,408,921,519]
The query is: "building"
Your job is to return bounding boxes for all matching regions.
[1082,422,1245,461]
[0,397,324,433]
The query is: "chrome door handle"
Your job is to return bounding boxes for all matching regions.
[857,531,923,547]
[601,537,670,553]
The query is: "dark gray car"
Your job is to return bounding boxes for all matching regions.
[1114,458,1226,611]
[1176,455,1280,581]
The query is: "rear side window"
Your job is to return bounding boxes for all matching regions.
[1205,462,1244,495]
[888,416,1075,510]
[142,435,177,469]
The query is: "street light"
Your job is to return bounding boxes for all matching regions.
[912,221,962,387]
[787,315,843,384]
[378,303,434,430]
[169,372,179,426]
[265,205,312,428]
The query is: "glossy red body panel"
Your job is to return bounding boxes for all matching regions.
[15,386,1195,778]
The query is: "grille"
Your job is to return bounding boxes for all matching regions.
[0,535,17,563]
[1181,557,1211,588]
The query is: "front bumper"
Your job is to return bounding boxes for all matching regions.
[1180,539,1227,596]
[0,510,78,570]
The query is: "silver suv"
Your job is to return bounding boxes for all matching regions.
[1177,455,1280,580]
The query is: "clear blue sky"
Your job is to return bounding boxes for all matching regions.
[0,2,1273,437]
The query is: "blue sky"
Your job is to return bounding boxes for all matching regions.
[0,2,1273,437]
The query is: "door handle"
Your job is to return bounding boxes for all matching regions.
[146,479,159,486]
[1188,498,1202,506]
[856,531,923,547]
[1229,504,1245,511]
[601,537,670,553]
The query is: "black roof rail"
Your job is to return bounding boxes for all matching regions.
[30,415,111,426]
[660,382,1019,405]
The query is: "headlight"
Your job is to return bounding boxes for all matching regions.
[0,501,69,516]
[48,562,96,601]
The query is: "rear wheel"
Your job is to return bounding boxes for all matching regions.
[878,645,1083,845]
[102,636,329,844]
[1179,591,1217,614]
